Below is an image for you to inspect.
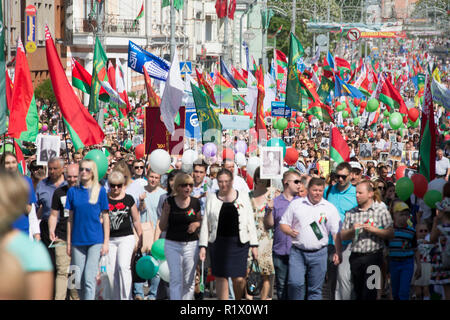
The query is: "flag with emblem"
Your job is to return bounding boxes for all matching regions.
[71,58,109,102]
[419,74,436,181]
[285,32,305,110]
[89,36,108,113]
[317,76,334,103]
[195,68,217,106]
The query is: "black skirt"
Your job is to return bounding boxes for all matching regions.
[209,236,249,278]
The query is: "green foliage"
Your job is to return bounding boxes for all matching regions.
[34,79,56,104]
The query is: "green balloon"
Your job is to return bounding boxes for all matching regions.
[300,123,306,130]
[342,110,349,119]
[424,190,443,209]
[103,148,110,157]
[440,123,446,130]
[336,104,345,112]
[277,118,288,130]
[136,256,159,280]
[151,239,166,261]
[249,119,255,128]
[383,110,390,117]
[84,149,108,180]
[238,111,245,115]
[123,119,129,127]
[112,122,119,129]
[267,138,286,157]
[389,112,403,130]
[124,139,133,150]
[0,143,14,153]
[395,177,414,201]
[353,117,360,125]
[367,99,379,112]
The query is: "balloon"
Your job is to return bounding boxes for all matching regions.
[389,112,403,130]
[158,260,170,282]
[411,174,428,198]
[395,177,414,201]
[136,256,159,280]
[42,124,48,131]
[103,148,110,157]
[149,149,171,175]
[296,116,303,124]
[38,123,42,130]
[234,140,248,155]
[354,98,361,106]
[124,139,133,150]
[342,110,349,118]
[151,239,166,261]
[360,101,367,109]
[246,157,260,177]
[277,118,288,130]
[222,148,235,161]
[366,99,379,112]
[84,149,108,180]
[135,144,145,160]
[383,110,390,117]
[353,117,360,125]
[267,138,286,157]
[428,178,446,194]
[235,152,247,167]
[395,165,407,180]
[299,123,306,130]
[104,112,109,118]
[440,123,446,130]
[182,149,198,165]
[424,189,443,209]
[408,108,419,122]
[284,148,299,166]
[122,119,129,127]
[336,103,345,112]
[202,142,217,158]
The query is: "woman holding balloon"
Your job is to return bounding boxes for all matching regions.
[159,173,202,300]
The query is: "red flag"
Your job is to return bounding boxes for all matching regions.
[5,70,13,112]
[195,68,217,105]
[107,60,116,91]
[228,0,236,19]
[215,0,227,18]
[255,66,267,143]
[144,67,161,107]
[8,39,34,139]
[45,26,104,147]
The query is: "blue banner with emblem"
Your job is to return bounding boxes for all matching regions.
[128,41,170,81]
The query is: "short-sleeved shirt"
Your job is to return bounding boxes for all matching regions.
[388,226,417,260]
[143,187,167,225]
[435,157,450,175]
[343,201,393,254]
[65,185,109,246]
[50,185,71,240]
[12,176,37,235]
[165,196,202,242]
[272,194,299,256]
[280,197,341,251]
[36,177,67,221]
[108,194,135,238]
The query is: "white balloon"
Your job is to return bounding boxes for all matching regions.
[246,157,260,177]
[235,152,247,168]
[428,178,446,193]
[181,163,193,174]
[182,149,198,165]
[149,149,171,175]
[271,167,289,191]
[158,260,170,282]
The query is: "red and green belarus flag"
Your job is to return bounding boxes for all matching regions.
[275,49,288,94]
[330,126,350,164]
[419,74,436,182]
[377,73,408,114]
[71,58,109,102]
[133,3,144,27]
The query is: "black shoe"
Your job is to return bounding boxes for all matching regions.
[194,292,204,300]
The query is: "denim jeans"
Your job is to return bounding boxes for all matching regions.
[389,258,414,300]
[273,253,289,300]
[71,244,102,300]
[287,246,328,300]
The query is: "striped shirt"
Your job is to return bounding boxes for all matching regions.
[388,226,417,260]
[343,201,393,254]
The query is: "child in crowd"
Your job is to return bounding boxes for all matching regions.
[412,222,433,300]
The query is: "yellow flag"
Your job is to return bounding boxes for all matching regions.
[432,68,441,83]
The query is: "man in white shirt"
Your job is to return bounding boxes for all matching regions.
[280,178,342,300]
[374,131,387,151]
[210,159,250,193]
[435,149,450,180]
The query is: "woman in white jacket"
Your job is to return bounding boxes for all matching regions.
[199,169,258,300]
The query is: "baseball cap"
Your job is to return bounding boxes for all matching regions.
[349,161,362,171]
[436,197,450,212]
[393,201,410,213]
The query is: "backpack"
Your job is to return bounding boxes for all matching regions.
[437,225,450,269]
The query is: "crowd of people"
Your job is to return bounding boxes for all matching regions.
[0,37,449,301]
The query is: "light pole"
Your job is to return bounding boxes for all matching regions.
[170,0,176,60]
[291,0,296,35]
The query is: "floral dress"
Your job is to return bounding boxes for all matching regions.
[430,223,450,285]
[249,191,274,275]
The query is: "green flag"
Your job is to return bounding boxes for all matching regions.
[89,37,108,113]
[18,95,39,143]
[191,83,222,145]
[285,33,305,111]
[0,1,7,135]
[162,0,183,10]
[317,77,334,103]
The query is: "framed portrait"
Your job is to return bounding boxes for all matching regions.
[320,137,330,150]
[389,142,404,161]
[358,143,373,161]
[36,134,60,166]
[389,134,397,143]
[379,152,389,163]
[412,151,419,161]
[260,146,283,180]
[404,168,417,179]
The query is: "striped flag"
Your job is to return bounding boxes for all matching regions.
[133,3,144,28]
[330,126,350,164]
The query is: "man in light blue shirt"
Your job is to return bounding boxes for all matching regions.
[324,161,357,300]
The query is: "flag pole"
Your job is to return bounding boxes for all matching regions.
[60,116,71,164]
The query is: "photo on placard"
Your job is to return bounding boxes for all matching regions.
[404,168,417,179]
[412,151,419,161]
[320,137,330,150]
[359,143,372,161]
[379,152,389,163]
[386,159,394,175]
[260,146,283,180]
[36,134,60,166]
[389,134,397,143]
[389,142,403,161]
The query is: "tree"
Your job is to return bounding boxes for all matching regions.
[34,79,56,104]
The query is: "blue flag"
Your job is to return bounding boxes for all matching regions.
[327,51,335,70]
[220,58,239,89]
[334,74,365,99]
[128,41,170,81]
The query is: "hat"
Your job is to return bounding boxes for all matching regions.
[349,161,362,171]
[393,201,410,213]
[436,197,450,212]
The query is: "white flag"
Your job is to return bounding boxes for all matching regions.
[263,73,276,112]
[160,49,184,134]
[245,71,258,114]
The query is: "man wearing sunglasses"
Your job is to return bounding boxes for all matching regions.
[323,162,358,300]
[131,159,146,180]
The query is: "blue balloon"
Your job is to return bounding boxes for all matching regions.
[267,138,286,157]
[136,256,159,280]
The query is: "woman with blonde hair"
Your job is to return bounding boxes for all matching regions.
[160,172,202,300]
[66,159,110,300]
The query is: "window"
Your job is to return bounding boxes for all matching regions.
[205,16,212,42]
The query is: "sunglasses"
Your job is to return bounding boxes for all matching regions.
[181,183,194,188]
[80,167,92,172]
[134,166,144,169]
[336,174,348,180]
[418,229,429,233]
[288,180,301,184]
[110,183,123,189]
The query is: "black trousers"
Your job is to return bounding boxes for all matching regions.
[39,219,57,275]
[349,250,383,300]
[325,244,337,300]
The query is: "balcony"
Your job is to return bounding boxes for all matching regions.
[73,17,140,35]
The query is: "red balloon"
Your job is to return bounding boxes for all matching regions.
[284,148,299,166]
[408,108,419,122]
[223,148,235,161]
[354,98,361,106]
[395,166,407,180]
[402,74,408,82]
[360,101,367,109]
[248,112,253,118]
[135,144,145,160]
[246,173,254,190]
[411,173,428,198]
[343,121,348,126]
[335,101,341,108]
[296,116,303,124]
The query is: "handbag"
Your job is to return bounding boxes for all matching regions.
[131,249,146,283]
[246,258,262,296]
